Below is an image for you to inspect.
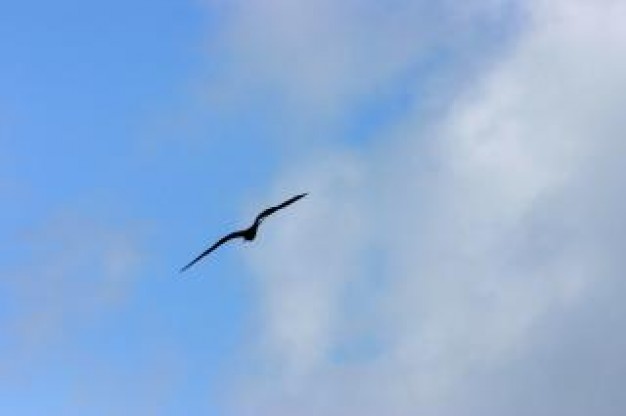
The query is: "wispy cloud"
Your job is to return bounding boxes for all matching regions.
[200,0,626,414]
[2,214,143,367]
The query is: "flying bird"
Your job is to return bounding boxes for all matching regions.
[180,193,308,272]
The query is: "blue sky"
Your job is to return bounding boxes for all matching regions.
[1,1,254,413]
[3,0,626,415]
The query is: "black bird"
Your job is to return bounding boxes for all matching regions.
[180,193,308,272]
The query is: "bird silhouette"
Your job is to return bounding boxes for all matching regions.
[180,193,308,272]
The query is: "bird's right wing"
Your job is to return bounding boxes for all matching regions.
[254,193,308,224]
[180,230,245,272]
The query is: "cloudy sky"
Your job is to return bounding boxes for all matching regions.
[2,0,626,414]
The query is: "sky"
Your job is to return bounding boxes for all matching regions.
[1,0,626,414]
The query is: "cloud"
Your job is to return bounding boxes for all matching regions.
[1,214,143,370]
[246,153,371,378]
[201,0,521,146]
[208,0,626,414]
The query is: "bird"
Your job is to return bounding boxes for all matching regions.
[180,193,308,272]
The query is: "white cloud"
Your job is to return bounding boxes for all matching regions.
[209,0,626,414]
[202,0,520,144]
[247,153,370,378]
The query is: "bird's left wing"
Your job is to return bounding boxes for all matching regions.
[180,230,245,272]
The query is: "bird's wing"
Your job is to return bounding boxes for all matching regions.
[254,193,308,224]
[180,230,245,272]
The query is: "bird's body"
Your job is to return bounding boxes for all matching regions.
[242,225,257,241]
[180,193,307,272]
[238,222,259,242]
